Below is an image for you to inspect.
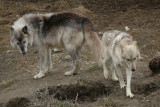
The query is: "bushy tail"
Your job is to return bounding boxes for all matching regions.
[81,18,103,65]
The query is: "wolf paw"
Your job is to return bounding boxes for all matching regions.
[120,84,126,89]
[104,73,109,79]
[126,92,134,98]
[34,73,45,79]
[112,76,118,81]
[64,71,74,76]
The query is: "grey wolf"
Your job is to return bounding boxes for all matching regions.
[10,12,102,79]
[101,30,141,98]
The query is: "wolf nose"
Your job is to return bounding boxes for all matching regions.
[131,69,135,72]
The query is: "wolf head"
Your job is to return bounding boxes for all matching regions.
[10,25,33,55]
[122,41,140,72]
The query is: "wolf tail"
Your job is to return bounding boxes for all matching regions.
[81,18,103,65]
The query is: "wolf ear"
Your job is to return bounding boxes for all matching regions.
[22,26,28,34]
[10,27,14,36]
[10,37,16,48]
[10,27,16,47]
[132,41,137,45]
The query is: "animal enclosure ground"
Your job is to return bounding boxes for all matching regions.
[0,0,160,106]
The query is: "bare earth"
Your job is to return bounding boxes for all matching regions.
[0,0,160,107]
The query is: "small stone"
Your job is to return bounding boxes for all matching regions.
[125,26,130,31]
[6,50,11,53]
[65,55,71,60]
[53,48,59,52]
[52,48,63,53]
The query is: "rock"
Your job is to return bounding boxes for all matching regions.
[52,48,63,54]
[149,56,160,74]
[125,26,130,31]
[64,55,71,60]
[6,50,11,53]
[53,48,59,52]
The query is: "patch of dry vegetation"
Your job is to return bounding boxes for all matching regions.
[0,79,16,89]
[98,97,117,107]
[86,64,101,73]
[72,5,91,15]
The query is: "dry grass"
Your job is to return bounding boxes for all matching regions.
[72,5,92,15]
[0,79,16,89]
[86,64,101,73]
[29,87,74,107]
[98,97,117,107]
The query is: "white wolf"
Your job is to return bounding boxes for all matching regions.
[10,12,102,79]
[101,30,141,98]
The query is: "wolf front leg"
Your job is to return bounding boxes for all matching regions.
[126,68,134,98]
[42,47,52,73]
[47,48,52,72]
[114,63,126,88]
[64,49,82,76]
[34,46,49,79]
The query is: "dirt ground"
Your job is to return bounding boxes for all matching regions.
[0,0,160,107]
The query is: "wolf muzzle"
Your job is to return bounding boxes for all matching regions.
[131,68,135,72]
[19,44,26,55]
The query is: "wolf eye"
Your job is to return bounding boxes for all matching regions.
[23,41,26,44]
[127,59,130,61]
[17,42,20,45]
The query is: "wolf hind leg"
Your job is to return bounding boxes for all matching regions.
[72,50,82,75]
[43,48,52,73]
[103,57,109,79]
[65,59,81,76]
[64,46,82,76]
[110,63,118,81]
